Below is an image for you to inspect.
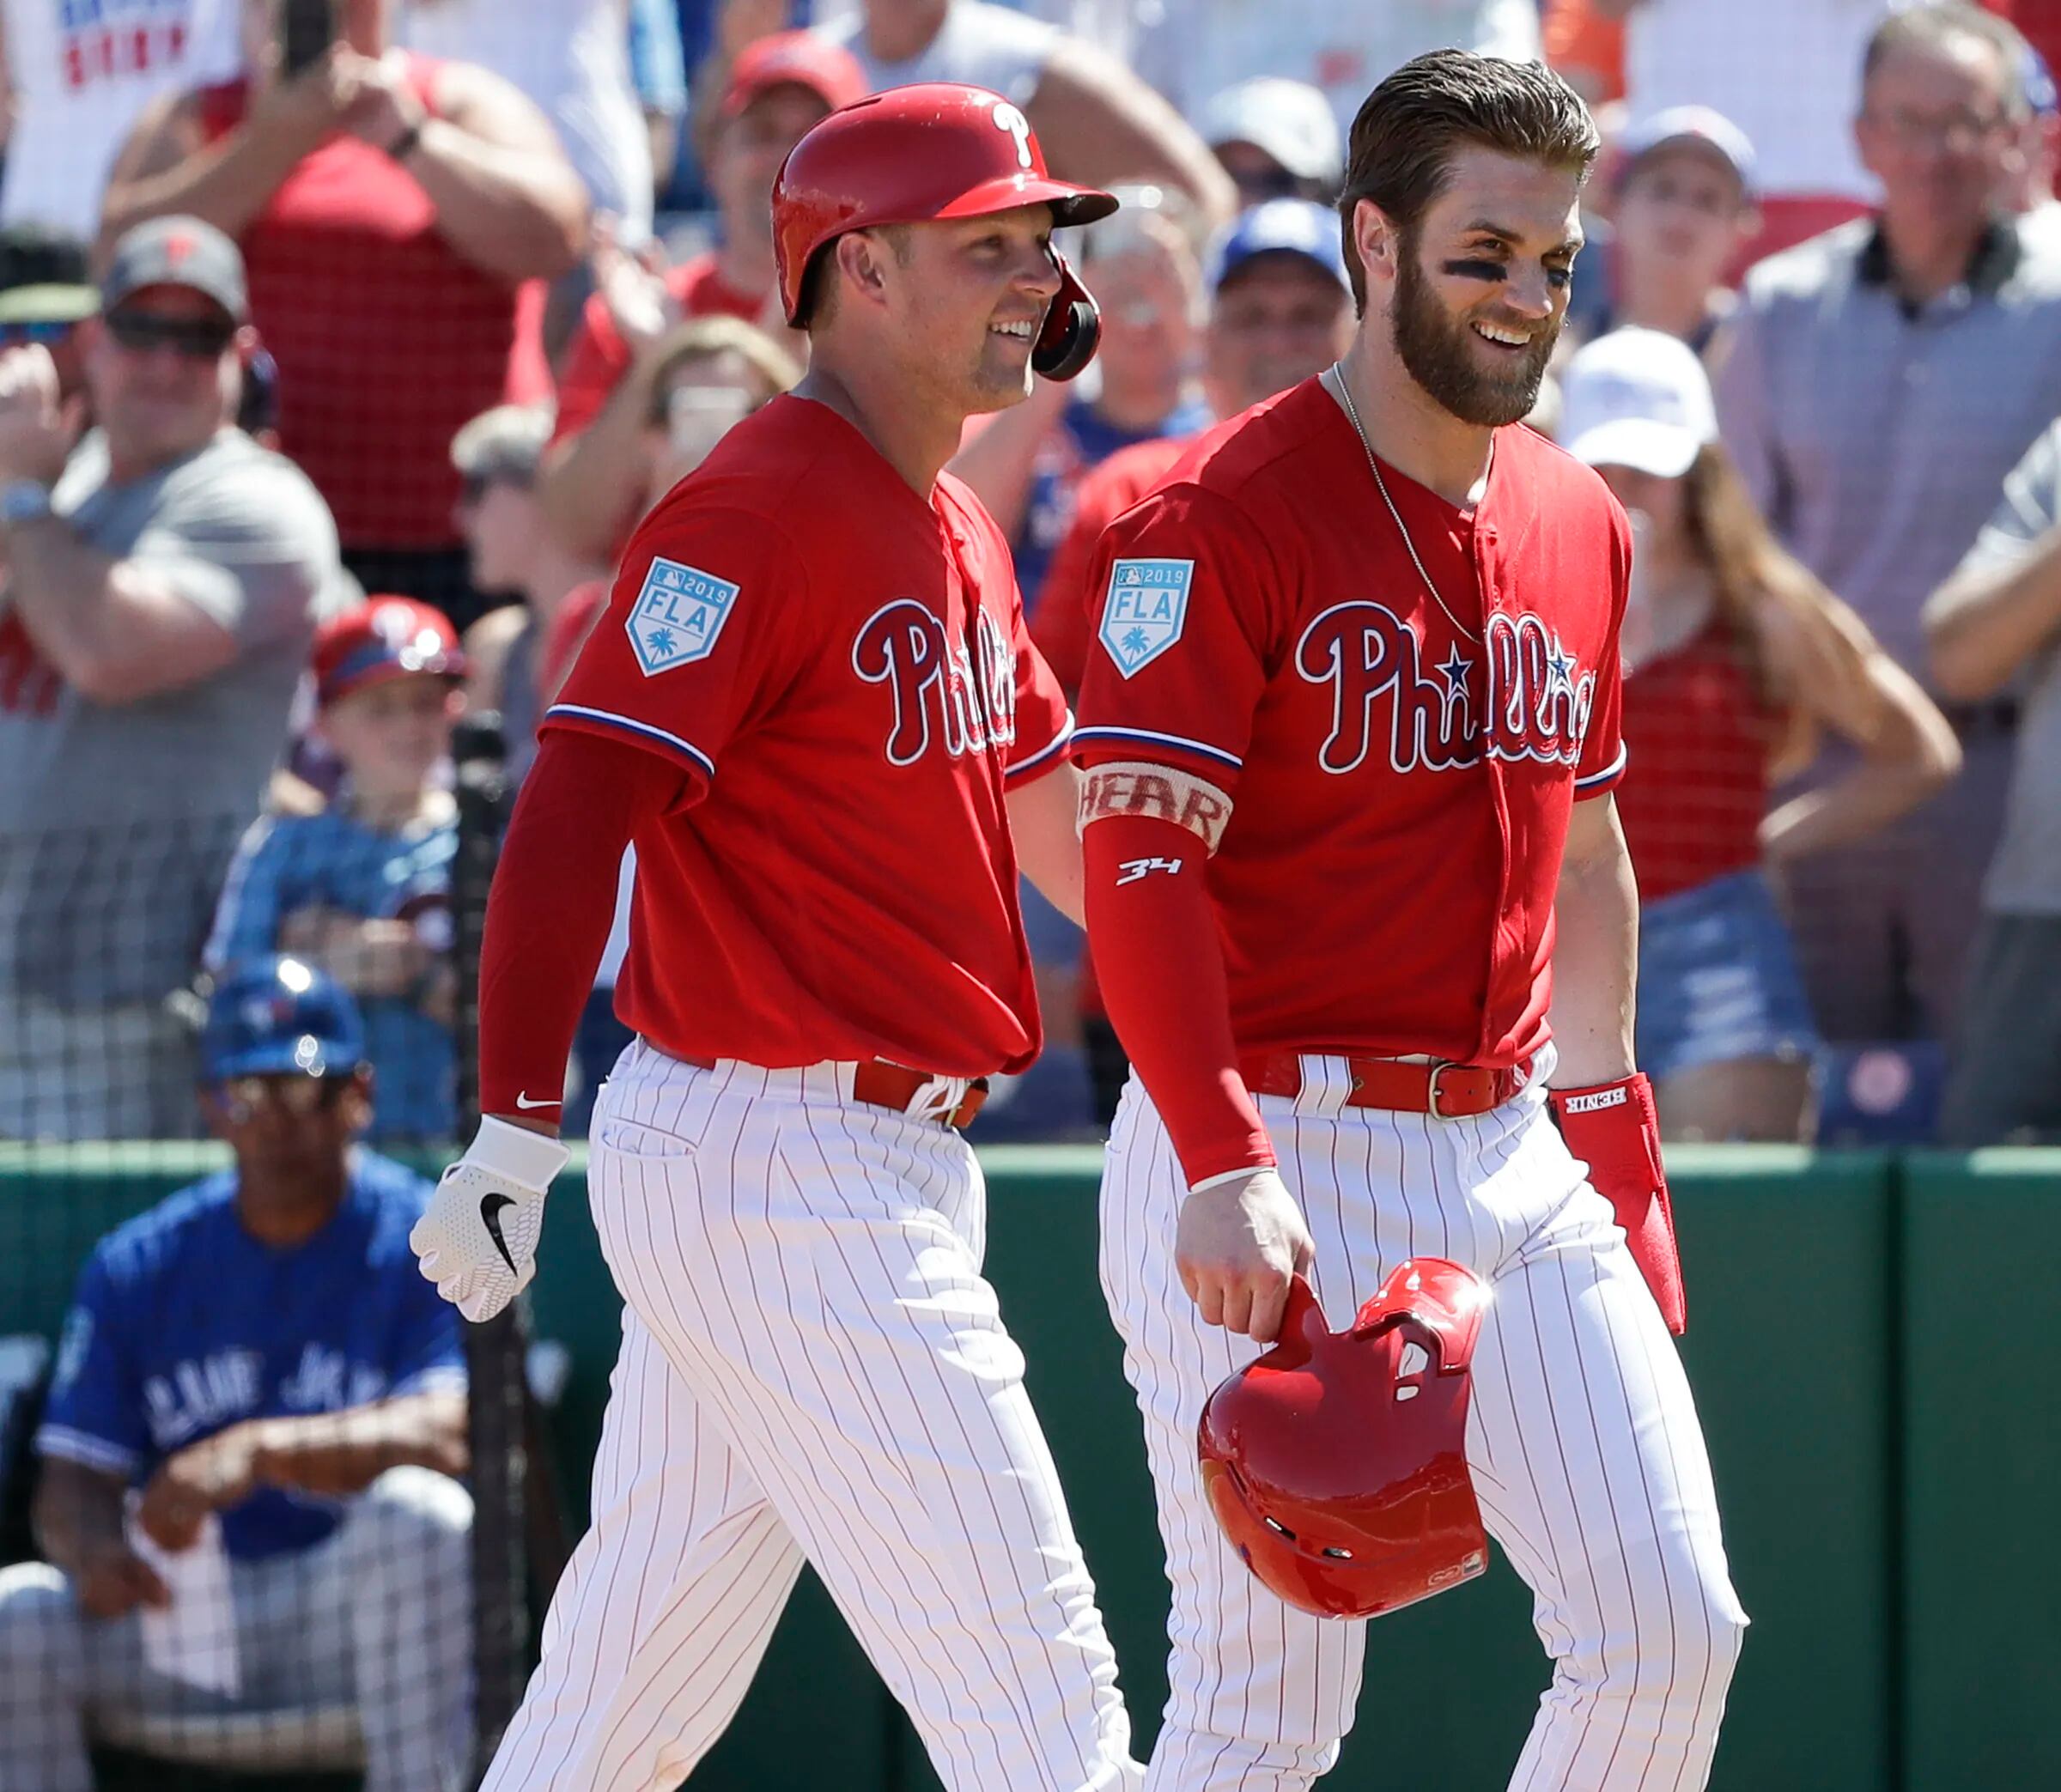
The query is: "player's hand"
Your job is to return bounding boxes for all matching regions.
[410,1116,572,1322]
[75,1540,171,1619]
[1176,1168,1316,1343]
[137,1426,264,1552]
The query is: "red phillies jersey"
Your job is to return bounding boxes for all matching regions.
[550,253,766,446]
[1075,378,1630,1069]
[1615,616,1779,902]
[543,394,1072,1077]
[1036,432,1196,698]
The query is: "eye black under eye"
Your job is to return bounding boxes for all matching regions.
[1444,258,1506,282]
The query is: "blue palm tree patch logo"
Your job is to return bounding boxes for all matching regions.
[1098,557,1195,678]
[627,557,741,675]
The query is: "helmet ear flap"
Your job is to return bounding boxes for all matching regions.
[1031,248,1101,381]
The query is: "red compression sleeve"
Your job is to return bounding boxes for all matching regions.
[476,730,690,1123]
[1084,813,1274,1184]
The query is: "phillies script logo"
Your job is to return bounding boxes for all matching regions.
[851,600,1018,767]
[1294,602,1596,776]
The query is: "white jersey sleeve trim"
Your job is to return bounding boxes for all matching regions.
[36,1424,140,1477]
[1071,725,1243,773]
[1573,742,1629,793]
[544,705,716,780]
[1005,713,1073,784]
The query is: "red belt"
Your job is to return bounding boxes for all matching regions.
[1242,1051,1534,1120]
[681,1056,988,1130]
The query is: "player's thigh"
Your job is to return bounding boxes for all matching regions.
[599,1095,1090,1650]
[1101,1084,1371,1749]
[1466,1185,1744,1658]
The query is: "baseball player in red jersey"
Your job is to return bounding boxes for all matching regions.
[1075,52,1748,1791]
[407,86,1145,1790]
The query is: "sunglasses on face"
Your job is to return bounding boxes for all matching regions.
[0,319,79,348]
[457,470,532,508]
[106,309,236,361]
[215,1074,345,1117]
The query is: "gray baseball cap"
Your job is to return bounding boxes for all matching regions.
[100,216,248,323]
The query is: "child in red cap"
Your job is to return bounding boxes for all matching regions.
[204,597,468,1140]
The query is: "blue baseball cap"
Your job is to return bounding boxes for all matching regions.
[201,956,367,1083]
[1204,199,1349,298]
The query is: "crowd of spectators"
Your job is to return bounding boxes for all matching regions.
[4,0,2061,1779]
[1,0,2058,1162]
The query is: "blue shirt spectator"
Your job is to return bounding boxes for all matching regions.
[0,958,474,1792]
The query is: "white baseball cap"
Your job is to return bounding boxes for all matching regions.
[1559,328,1718,480]
[1197,78,1344,186]
[1617,105,1758,197]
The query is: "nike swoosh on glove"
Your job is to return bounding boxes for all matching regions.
[411,1115,573,1322]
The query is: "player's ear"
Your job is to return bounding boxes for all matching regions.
[337,1066,375,1136]
[1351,197,1404,299]
[832,231,894,313]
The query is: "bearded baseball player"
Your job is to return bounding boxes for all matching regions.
[407,86,1144,1790]
[1075,52,1748,1791]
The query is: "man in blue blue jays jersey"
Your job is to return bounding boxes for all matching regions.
[0,957,473,1792]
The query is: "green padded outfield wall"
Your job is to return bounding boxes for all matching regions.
[2,1143,2052,1790]
[1900,1150,2061,1792]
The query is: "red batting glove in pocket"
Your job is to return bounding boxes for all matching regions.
[1547,1074,1685,1335]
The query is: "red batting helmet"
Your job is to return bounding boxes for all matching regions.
[771,82,1119,378]
[1198,1263,1491,1620]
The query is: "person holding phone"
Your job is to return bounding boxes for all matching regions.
[96,0,590,634]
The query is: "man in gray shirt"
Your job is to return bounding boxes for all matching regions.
[1712,4,2061,1050]
[1924,422,2061,1143]
[0,216,341,1139]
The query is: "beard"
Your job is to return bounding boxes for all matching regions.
[1391,240,1559,428]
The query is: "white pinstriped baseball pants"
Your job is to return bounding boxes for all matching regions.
[482,1043,1141,1792]
[1102,1058,1748,1792]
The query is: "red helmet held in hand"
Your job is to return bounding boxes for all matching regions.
[770,82,1118,379]
[1198,1261,1492,1620]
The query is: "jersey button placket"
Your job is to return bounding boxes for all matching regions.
[1474,529,1516,1063]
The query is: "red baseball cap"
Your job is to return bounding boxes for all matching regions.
[722,30,867,118]
[313,596,467,708]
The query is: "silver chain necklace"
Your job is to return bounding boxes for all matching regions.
[1324,361,1482,644]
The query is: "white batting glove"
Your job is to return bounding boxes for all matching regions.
[410,1117,572,1322]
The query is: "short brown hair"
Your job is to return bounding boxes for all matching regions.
[1337,51,1600,312]
[1862,3,2030,118]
